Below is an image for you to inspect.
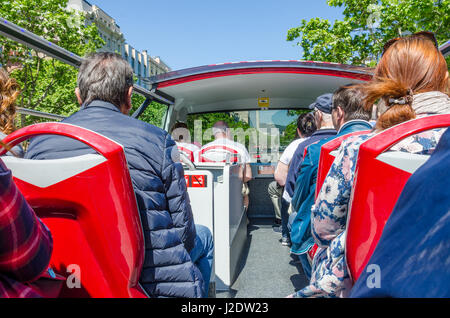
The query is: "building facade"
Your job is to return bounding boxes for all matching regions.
[150,56,171,76]
[67,0,125,55]
[67,0,171,89]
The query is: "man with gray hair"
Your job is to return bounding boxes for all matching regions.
[198,120,252,209]
[25,52,213,298]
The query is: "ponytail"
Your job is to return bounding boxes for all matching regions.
[361,34,448,131]
[362,78,416,130]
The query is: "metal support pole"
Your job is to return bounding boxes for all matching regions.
[132,97,153,119]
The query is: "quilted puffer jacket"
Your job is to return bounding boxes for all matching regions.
[25,100,204,298]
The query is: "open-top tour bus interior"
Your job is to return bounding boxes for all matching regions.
[1,17,449,298]
[151,60,372,214]
[144,61,374,295]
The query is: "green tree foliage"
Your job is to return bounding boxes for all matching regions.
[130,94,168,128]
[287,0,449,66]
[280,109,310,146]
[0,0,104,125]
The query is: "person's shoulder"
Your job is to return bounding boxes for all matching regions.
[293,137,306,146]
[124,114,165,133]
[233,140,249,152]
[337,132,373,156]
[0,157,8,173]
[86,107,172,149]
[178,142,200,151]
[286,138,305,152]
[305,141,322,156]
[120,114,171,146]
[200,140,216,150]
[293,137,312,154]
[344,132,372,146]
[190,143,201,151]
[82,103,167,136]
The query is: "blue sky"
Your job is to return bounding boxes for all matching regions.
[86,0,343,71]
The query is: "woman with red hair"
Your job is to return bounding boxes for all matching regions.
[0,68,24,157]
[0,70,53,297]
[289,32,450,298]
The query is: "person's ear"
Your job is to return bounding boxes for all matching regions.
[124,86,133,115]
[315,110,322,127]
[75,88,83,106]
[337,106,345,121]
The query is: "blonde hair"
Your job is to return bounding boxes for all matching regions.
[0,68,20,134]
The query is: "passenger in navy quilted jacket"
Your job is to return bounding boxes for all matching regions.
[25,53,213,298]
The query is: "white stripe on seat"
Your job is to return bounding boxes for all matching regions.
[376,151,430,174]
[2,154,107,188]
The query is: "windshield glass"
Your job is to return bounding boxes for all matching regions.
[185,109,308,163]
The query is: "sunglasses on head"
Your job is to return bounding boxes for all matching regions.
[382,31,439,56]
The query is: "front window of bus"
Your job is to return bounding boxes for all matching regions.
[187,109,307,164]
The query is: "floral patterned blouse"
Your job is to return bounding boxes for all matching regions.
[292,127,445,298]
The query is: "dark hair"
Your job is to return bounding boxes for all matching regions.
[297,112,317,137]
[171,122,190,142]
[332,84,372,121]
[171,122,188,132]
[77,52,134,109]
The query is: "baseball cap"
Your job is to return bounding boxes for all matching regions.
[308,93,333,114]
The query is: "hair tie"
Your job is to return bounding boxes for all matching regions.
[387,89,414,106]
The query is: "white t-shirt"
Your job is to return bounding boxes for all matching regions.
[280,138,306,203]
[197,138,251,163]
[279,138,305,165]
[176,142,200,161]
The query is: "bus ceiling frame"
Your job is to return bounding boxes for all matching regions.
[0,16,175,119]
[17,107,66,121]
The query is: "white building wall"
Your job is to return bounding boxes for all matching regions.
[67,0,125,55]
[67,0,170,90]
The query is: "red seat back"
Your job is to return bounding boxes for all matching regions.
[346,115,450,283]
[315,131,370,199]
[1,123,146,298]
[306,131,370,260]
[198,145,240,163]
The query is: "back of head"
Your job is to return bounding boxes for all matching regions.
[0,68,20,134]
[297,112,317,137]
[309,93,333,128]
[77,52,134,109]
[212,120,229,138]
[171,122,189,142]
[333,84,372,122]
[363,33,449,130]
